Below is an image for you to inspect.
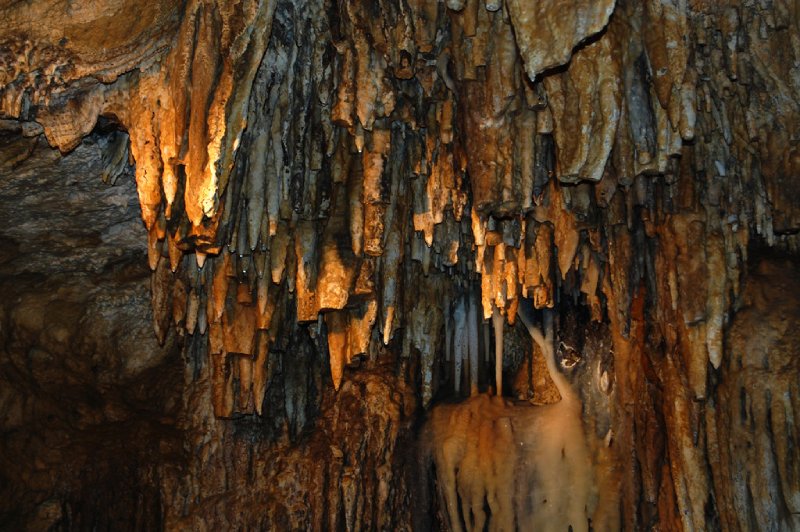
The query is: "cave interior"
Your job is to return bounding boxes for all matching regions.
[1,0,799,530]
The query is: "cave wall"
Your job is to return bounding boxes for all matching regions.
[1,0,800,529]
[0,130,183,529]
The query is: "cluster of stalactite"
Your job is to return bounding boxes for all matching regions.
[2,0,800,529]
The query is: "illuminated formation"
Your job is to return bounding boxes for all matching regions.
[0,0,798,529]
[419,308,616,531]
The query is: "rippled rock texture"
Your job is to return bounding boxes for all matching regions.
[1,0,799,529]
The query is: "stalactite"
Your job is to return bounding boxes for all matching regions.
[491,303,503,396]
[3,0,800,528]
[467,293,479,396]
[421,308,606,531]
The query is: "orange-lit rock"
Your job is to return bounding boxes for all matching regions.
[1,0,800,529]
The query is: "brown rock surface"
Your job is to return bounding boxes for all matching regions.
[0,130,182,529]
[1,0,799,529]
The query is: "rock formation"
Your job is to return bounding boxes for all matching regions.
[419,307,617,531]
[1,0,799,529]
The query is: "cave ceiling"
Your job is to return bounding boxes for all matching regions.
[1,0,799,530]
